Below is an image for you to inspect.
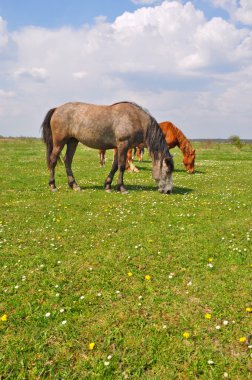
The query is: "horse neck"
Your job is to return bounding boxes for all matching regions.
[173,125,193,156]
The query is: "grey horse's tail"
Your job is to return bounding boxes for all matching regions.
[41,108,56,168]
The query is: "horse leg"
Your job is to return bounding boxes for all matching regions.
[104,150,118,192]
[116,143,129,193]
[127,148,139,173]
[99,150,106,167]
[48,144,63,192]
[64,138,80,191]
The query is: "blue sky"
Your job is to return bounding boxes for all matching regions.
[0,0,137,30]
[0,0,252,138]
[0,0,230,30]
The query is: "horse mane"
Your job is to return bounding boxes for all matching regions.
[111,101,173,163]
[169,122,194,156]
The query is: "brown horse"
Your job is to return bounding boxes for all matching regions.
[99,121,195,173]
[41,101,174,194]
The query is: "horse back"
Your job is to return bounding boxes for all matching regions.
[50,102,148,149]
[159,121,179,148]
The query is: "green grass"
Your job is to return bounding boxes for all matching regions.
[0,139,252,379]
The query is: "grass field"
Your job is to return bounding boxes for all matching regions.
[0,138,252,379]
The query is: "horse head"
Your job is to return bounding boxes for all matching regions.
[152,155,174,194]
[183,149,196,174]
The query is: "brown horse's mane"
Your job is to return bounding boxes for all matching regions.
[111,102,173,165]
[168,122,194,156]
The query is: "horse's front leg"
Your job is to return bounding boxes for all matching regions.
[104,150,118,192]
[99,150,106,167]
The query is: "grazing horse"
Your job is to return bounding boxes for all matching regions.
[41,101,174,194]
[99,121,195,173]
[159,121,195,173]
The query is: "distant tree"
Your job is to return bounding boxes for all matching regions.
[229,135,243,149]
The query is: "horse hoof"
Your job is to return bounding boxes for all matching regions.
[105,188,112,193]
[73,185,81,191]
[50,187,58,192]
[133,167,139,173]
[118,187,128,194]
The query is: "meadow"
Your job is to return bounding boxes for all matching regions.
[0,138,251,379]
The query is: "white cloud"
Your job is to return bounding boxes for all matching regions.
[235,0,252,25]
[13,67,49,81]
[73,71,88,79]
[0,1,252,138]
[0,16,8,50]
[0,89,15,97]
[211,0,252,25]
[131,0,160,4]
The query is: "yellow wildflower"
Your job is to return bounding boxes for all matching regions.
[246,307,252,313]
[183,332,190,339]
[145,275,151,281]
[205,313,212,320]
[239,337,246,343]
[89,342,95,350]
[208,257,214,262]
[128,272,133,277]
[1,314,7,322]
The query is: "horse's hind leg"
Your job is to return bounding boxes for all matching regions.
[64,138,80,191]
[116,143,129,193]
[49,144,64,192]
[104,150,118,192]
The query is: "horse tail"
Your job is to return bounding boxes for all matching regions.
[41,108,57,168]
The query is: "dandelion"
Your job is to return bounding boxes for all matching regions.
[145,275,151,281]
[208,257,214,262]
[205,313,212,320]
[89,342,95,350]
[128,272,133,277]
[183,332,190,339]
[246,307,252,313]
[1,314,7,322]
[239,337,246,343]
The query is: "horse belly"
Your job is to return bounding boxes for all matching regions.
[72,120,116,150]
